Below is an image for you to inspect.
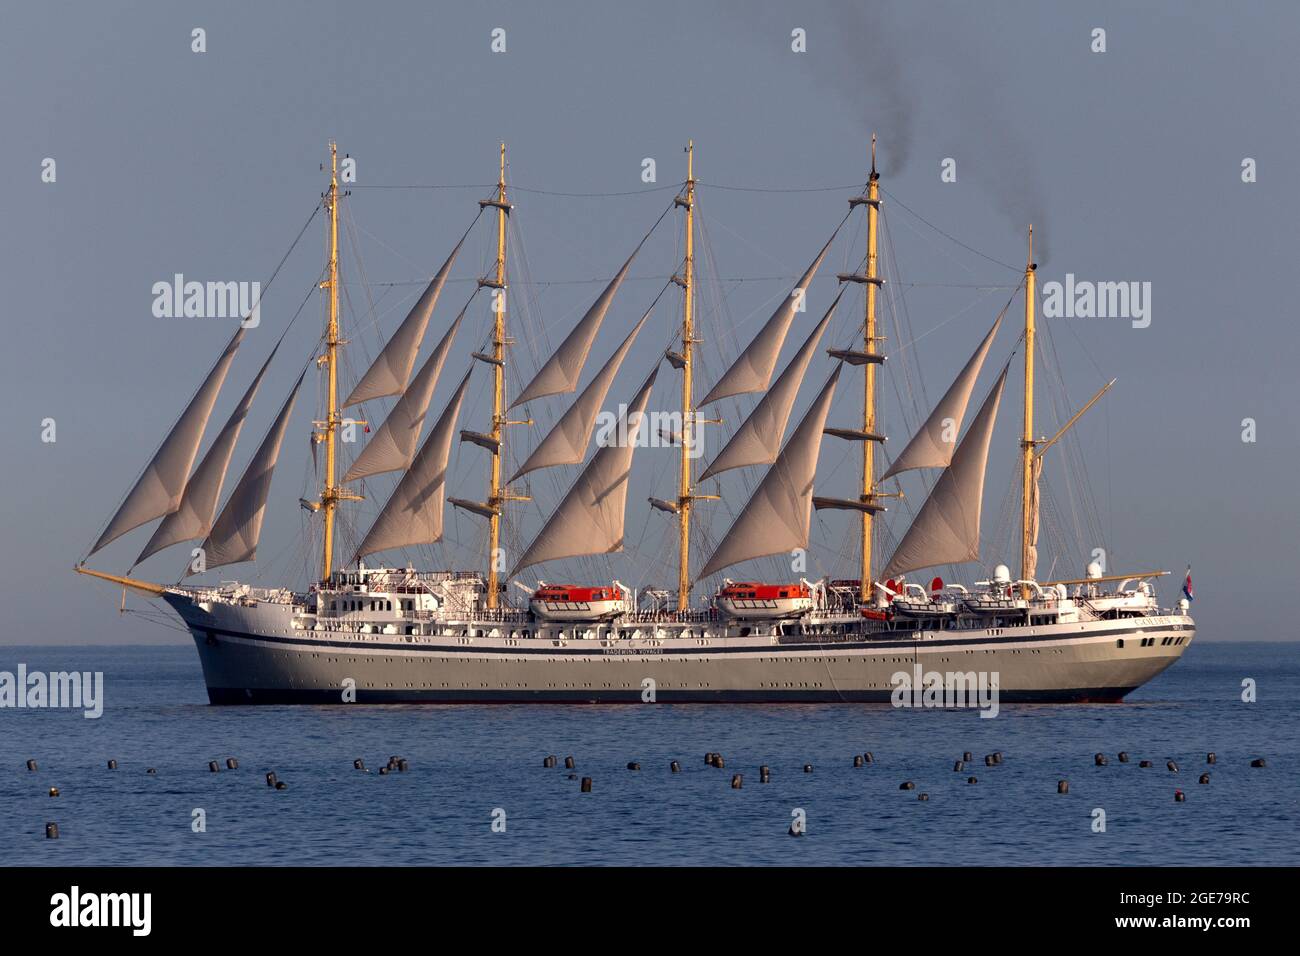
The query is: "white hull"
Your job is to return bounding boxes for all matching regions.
[163,586,1194,704]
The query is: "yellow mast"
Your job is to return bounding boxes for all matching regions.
[859,138,881,603]
[486,143,509,609]
[1020,225,1037,586]
[320,142,342,583]
[675,142,697,610]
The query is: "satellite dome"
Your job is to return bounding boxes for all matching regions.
[1086,561,1103,580]
[993,564,1011,584]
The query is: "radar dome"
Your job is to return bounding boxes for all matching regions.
[1086,561,1103,580]
[993,564,1011,585]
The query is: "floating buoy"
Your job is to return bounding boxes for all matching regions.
[803,764,813,774]
[759,766,771,783]
[543,755,556,768]
[984,755,994,767]
[397,759,409,772]
[146,768,157,775]
[963,751,973,762]
[863,752,874,764]
[1206,752,1216,765]
[899,781,915,790]
[564,756,575,769]
[1250,758,1266,768]
[704,752,715,765]
[266,772,278,788]
[1139,760,1152,768]
[1057,780,1069,794]
[967,776,978,784]
[580,777,592,793]
[1174,789,1185,802]
[731,774,743,789]
[107,760,117,770]
[49,787,60,797]
[954,760,965,772]
[918,793,929,801]
[714,755,726,769]
[45,822,58,839]
[1118,752,1130,763]
[626,762,641,771]
[209,761,220,773]
[275,781,287,790]
[1095,753,1108,767]
[670,761,681,773]
[25,759,37,772]
[354,759,366,771]
[854,755,865,768]
[226,758,238,770]
[992,752,1003,765]
[1199,773,1210,785]
[1167,761,1179,773]
[379,767,388,775]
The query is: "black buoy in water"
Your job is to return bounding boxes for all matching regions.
[208,761,220,773]
[26,759,37,772]
[354,759,366,771]
[379,767,389,775]
[863,752,874,764]
[803,764,813,774]
[1174,789,1185,802]
[759,766,771,783]
[954,760,964,772]
[918,793,929,801]
[731,774,743,789]
[984,755,995,767]
[992,752,1003,765]
[226,758,238,770]
[626,762,641,771]
[1167,760,1179,773]
[1095,753,1108,767]
[854,755,864,768]
[580,777,592,793]
[1250,758,1266,768]
[1118,752,1130,763]
[275,781,287,790]
[1139,760,1152,768]
[714,755,725,769]
[45,822,58,839]
[49,787,60,797]
[670,761,681,773]
[1206,752,1216,765]
[963,751,973,762]
[704,752,715,765]
[1057,780,1069,794]
[107,759,117,770]
[398,759,409,772]
[564,756,575,769]
[899,781,915,791]
[266,772,278,788]
[1199,773,1210,785]
[543,755,556,768]
[146,768,157,775]
[967,776,978,784]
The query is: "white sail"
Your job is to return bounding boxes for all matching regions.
[881,315,1002,480]
[355,370,473,559]
[343,234,465,409]
[510,247,638,409]
[698,366,841,580]
[699,235,834,406]
[91,328,245,555]
[510,309,649,482]
[192,371,305,573]
[700,292,840,480]
[510,365,659,575]
[880,366,1009,580]
[343,309,463,482]
[135,345,277,565]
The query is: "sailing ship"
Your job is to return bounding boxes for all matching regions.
[76,139,1195,704]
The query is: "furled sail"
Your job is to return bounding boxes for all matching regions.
[355,370,473,559]
[880,366,1009,580]
[700,291,842,481]
[190,371,305,573]
[510,364,659,575]
[1025,455,1043,582]
[343,232,466,408]
[510,246,639,409]
[510,309,649,482]
[134,344,278,565]
[343,308,463,482]
[90,327,245,555]
[698,232,836,406]
[697,365,841,580]
[881,315,1002,480]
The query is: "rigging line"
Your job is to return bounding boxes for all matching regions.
[353,182,684,197]
[880,186,1021,274]
[698,179,869,195]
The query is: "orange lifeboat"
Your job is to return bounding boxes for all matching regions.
[529,583,628,621]
[714,581,814,620]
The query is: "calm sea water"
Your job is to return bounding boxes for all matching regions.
[1,641,1295,866]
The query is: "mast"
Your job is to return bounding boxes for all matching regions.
[320,141,342,582]
[860,136,881,603]
[675,141,697,610]
[1020,225,1037,586]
